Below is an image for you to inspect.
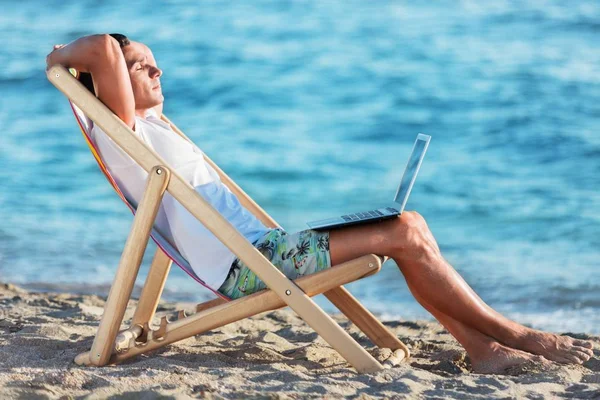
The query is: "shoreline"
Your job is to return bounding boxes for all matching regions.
[1,282,599,399]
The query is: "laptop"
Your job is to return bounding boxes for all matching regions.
[306,133,431,231]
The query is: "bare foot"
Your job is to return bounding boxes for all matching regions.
[470,342,550,375]
[514,329,594,365]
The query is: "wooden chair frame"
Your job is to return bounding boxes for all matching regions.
[47,65,410,374]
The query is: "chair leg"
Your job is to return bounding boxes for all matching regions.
[324,286,410,359]
[88,166,170,366]
[131,247,173,328]
[76,254,386,373]
[195,298,227,313]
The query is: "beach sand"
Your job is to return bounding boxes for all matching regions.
[1,282,599,399]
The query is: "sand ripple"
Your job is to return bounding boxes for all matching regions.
[1,282,599,399]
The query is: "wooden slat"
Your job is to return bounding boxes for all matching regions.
[114,325,143,353]
[88,165,170,366]
[195,298,227,313]
[161,115,279,229]
[75,254,382,366]
[324,286,410,358]
[131,247,173,327]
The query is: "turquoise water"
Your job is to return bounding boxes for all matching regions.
[1,1,599,333]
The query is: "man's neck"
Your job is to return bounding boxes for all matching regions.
[135,104,164,119]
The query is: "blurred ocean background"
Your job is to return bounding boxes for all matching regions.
[0,1,599,333]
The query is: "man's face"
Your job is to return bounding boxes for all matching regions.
[122,41,163,110]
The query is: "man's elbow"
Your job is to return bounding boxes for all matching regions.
[89,34,122,67]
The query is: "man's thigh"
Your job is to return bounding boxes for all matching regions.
[219,228,332,299]
[329,217,399,266]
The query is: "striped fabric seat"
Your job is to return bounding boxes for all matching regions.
[69,102,228,300]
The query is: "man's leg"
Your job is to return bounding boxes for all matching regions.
[405,279,592,366]
[329,212,593,364]
[409,286,550,374]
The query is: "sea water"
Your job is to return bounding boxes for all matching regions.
[0,1,599,333]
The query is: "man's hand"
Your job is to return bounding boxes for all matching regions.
[45,35,110,73]
[45,44,66,71]
[46,34,136,128]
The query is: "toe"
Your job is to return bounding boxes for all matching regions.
[552,354,579,365]
[533,355,551,366]
[575,346,594,358]
[574,349,592,362]
[574,340,594,349]
[564,353,584,364]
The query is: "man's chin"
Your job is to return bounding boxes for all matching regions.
[150,96,164,107]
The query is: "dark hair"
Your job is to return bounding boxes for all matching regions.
[109,33,130,48]
[80,33,130,95]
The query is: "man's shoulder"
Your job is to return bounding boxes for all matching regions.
[138,110,173,132]
[91,110,167,136]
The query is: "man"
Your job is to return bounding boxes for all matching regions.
[46,34,594,374]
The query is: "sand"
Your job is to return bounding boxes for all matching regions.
[0,282,599,399]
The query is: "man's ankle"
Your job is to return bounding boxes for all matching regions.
[500,325,530,349]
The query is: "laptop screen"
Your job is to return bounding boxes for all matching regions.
[393,133,431,212]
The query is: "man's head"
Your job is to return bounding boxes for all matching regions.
[113,34,164,111]
[81,33,163,111]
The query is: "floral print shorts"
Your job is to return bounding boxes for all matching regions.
[217,228,331,299]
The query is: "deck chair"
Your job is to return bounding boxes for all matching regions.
[46,65,411,373]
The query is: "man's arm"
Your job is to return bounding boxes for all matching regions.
[46,34,135,129]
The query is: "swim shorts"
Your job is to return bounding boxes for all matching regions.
[217,228,331,299]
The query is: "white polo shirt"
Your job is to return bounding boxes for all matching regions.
[90,110,269,290]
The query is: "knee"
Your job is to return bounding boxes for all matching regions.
[389,211,440,262]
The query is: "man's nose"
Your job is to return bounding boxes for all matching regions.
[150,66,162,79]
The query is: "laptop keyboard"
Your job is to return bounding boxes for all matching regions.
[341,209,385,222]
